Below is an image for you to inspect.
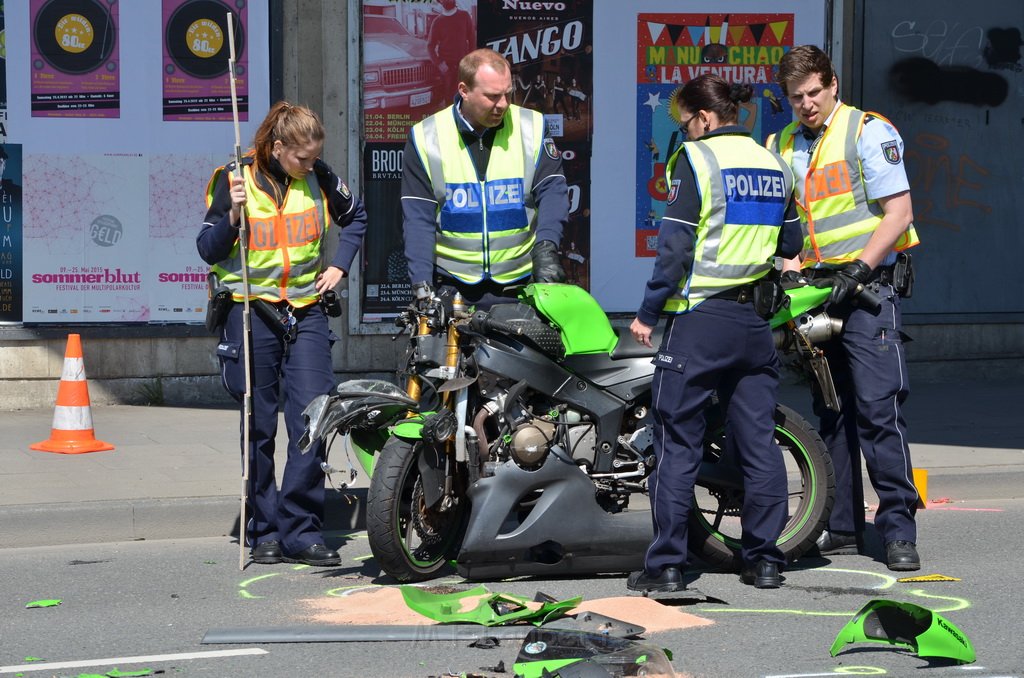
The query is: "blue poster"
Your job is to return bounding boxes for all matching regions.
[635,13,794,257]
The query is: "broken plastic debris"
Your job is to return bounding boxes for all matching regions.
[830,599,975,664]
[400,585,581,627]
[25,599,62,608]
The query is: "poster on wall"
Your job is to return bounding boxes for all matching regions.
[359,0,595,322]
[149,152,223,321]
[0,143,22,322]
[359,0,477,322]
[29,0,120,118]
[590,0,826,312]
[1,3,8,141]
[24,154,149,322]
[478,0,593,289]
[5,1,269,324]
[634,13,794,258]
[162,0,247,121]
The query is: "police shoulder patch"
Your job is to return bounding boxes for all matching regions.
[667,179,681,205]
[338,180,351,199]
[543,138,560,160]
[881,140,901,165]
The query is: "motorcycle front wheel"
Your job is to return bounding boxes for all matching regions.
[689,402,834,570]
[366,436,468,582]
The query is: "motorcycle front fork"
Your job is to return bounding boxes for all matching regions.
[406,318,468,509]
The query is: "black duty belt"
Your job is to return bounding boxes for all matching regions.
[711,283,756,303]
[803,265,896,285]
[253,299,313,343]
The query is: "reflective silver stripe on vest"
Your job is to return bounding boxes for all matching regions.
[421,107,541,208]
[519,107,540,209]
[419,115,447,203]
[489,252,533,277]
[806,112,883,260]
[686,141,775,280]
[438,230,532,252]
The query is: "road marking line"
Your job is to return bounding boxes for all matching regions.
[0,648,268,674]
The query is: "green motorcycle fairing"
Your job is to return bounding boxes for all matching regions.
[830,599,976,664]
[346,428,388,476]
[521,283,617,355]
[523,282,832,357]
[390,413,429,440]
[399,585,581,627]
[772,284,832,327]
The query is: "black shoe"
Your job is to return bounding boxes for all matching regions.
[815,529,861,556]
[626,567,685,594]
[250,540,282,564]
[283,544,341,566]
[886,540,921,571]
[740,561,783,589]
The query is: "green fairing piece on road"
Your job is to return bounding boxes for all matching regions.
[400,585,581,626]
[831,599,976,664]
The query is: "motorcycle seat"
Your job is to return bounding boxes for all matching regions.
[609,326,661,359]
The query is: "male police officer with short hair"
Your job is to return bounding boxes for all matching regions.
[401,48,568,308]
[769,45,922,572]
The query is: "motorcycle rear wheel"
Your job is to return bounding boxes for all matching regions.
[689,403,834,570]
[366,436,468,582]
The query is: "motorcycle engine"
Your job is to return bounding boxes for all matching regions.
[509,418,556,468]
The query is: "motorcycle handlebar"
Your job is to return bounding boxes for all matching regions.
[852,283,882,312]
[470,311,523,336]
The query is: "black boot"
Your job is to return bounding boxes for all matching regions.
[740,561,783,589]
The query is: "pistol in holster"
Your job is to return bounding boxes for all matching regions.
[320,290,342,317]
[893,252,915,298]
[205,273,234,333]
[753,275,789,320]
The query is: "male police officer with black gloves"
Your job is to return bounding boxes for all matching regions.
[769,45,922,572]
[401,48,568,309]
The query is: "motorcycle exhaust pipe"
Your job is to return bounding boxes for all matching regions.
[793,312,844,344]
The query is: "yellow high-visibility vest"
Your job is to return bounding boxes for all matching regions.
[411,104,544,284]
[663,134,793,313]
[206,162,327,306]
[767,103,919,265]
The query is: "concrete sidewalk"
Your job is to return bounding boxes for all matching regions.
[1,378,1021,549]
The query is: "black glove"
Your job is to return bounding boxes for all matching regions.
[780,270,808,288]
[814,259,872,304]
[313,158,333,183]
[531,240,566,283]
[411,280,434,310]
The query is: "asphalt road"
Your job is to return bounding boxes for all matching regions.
[2,495,1023,677]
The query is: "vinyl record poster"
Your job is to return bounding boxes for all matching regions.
[29,0,120,118]
[162,0,247,121]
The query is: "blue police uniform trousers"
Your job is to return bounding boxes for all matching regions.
[812,283,918,544]
[218,302,336,555]
[644,298,788,575]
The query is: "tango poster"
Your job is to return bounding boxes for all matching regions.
[634,13,794,257]
[162,0,248,121]
[479,0,593,290]
[358,0,594,322]
[29,0,121,118]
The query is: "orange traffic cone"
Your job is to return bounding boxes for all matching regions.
[30,334,115,454]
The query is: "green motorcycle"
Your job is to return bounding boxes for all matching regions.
[302,282,847,582]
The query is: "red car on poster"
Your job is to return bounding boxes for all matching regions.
[363,15,440,113]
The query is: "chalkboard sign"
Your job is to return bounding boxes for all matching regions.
[856,0,1024,317]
